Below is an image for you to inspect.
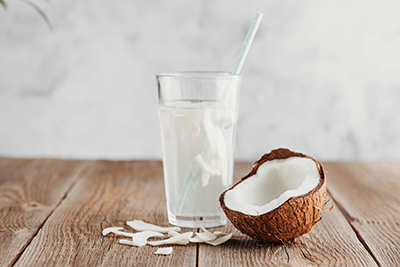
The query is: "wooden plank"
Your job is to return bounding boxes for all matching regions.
[199,162,377,266]
[14,160,197,267]
[0,158,86,267]
[325,162,400,267]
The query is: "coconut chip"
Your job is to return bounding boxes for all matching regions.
[212,231,228,237]
[189,235,205,243]
[193,154,221,187]
[119,238,148,247]
[110,231,136,238]
[131,231,164,240]
[102,227,124,236]
[127,220,181,233]
[154,247,173,255]
[118,231,165,247]
[148,232,193,246]
[189,226,232,244]
[206,233,232,246]
[103,227,163,239]
[167,230,181,237]
[196,225,218,241]
[168,230,204,243]
[102,221,232,254]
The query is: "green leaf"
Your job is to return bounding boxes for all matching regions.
[0,0,7,9]
[16,0,53,30]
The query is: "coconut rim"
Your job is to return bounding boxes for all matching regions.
[220,148,326,217]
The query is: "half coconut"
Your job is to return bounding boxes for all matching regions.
[220,148,328,243]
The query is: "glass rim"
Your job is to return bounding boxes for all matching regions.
[156,71,240,79]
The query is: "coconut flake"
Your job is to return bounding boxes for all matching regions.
[202,109,218,153]
[117,231,164,247]
[126,220,181,233]
[131,231,164,240]
[148,232,192,246]
[167,230,181,237]
[201,171,211,188]
[154,247,173,255]
[112,231,136,238]
[102,227,124,236]
[103,227,163,240]
[189,227,232,244]
[194,155,221,187]
[213,231,229,237]
[202,109,229,186]
[119,238,148,247]
[195,225,217,242]
[200,225,215,236]
[189,235,205,243]
[205,233,232,246]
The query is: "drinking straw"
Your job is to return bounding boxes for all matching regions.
[232,12,264,75]
[177,13,263,212]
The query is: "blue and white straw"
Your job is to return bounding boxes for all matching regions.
[232,12,263,75]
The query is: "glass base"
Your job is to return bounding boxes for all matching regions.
[168,213,227,228]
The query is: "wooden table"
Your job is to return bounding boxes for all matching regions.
[0,158,399,266]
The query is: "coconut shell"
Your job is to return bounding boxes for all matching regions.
[219,148,328,243]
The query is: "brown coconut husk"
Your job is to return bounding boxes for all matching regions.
[219,148,328,243]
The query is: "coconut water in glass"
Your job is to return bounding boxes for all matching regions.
[157,72,240,228]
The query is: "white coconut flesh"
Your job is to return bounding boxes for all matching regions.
[224,157,320,216]
[127,220,181,233]
[102,221,233,256]
[154,247,173,255]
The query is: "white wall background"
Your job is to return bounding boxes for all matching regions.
[0,0,399,161]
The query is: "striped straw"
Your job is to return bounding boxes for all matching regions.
[232,12,263,75]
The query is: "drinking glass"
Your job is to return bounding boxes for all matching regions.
[157,71,241,228]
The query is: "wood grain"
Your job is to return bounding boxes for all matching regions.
[14,160,197,267]
[3,159,398,266]
[0,158,86,267]
[198,162,377,267]
[325,162,400,267]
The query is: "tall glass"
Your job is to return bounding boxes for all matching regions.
[157,71,241,228]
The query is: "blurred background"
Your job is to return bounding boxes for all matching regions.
[0,0,399,161]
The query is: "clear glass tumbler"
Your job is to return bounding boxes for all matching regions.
[157,71,241,228]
